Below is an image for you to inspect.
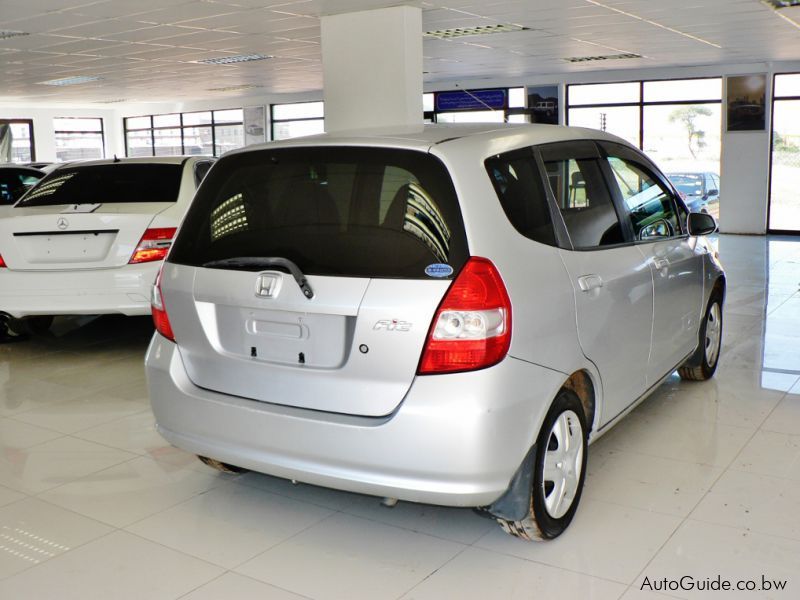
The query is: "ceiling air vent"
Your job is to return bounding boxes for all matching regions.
[0,30,28,40]
[425,24,528,39]
[196,54,273,65]
[565,53,642,63]
[38,76,103,86]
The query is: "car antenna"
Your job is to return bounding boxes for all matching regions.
[113,154,120,163]
[455,83,509,123]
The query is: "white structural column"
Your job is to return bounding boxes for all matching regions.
[320,5,423,132]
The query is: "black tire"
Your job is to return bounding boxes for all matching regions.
[8,316,54,336]
[678,294,723,381]
[197,455,248,474]
[496,390,588,541]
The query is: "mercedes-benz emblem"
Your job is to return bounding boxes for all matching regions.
[56,217,69,230]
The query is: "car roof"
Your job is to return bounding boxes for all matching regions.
[228,123,637,156]
[0,164,44,175]
[49,156,205,169]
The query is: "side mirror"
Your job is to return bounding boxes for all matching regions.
[707,188,719,197]
[640,218,672,240]
[687,211,717,236]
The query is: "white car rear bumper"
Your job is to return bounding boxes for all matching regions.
[0,263,159,318]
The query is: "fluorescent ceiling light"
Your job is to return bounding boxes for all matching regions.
[38,75,102,86]
[207,84,263,92]
[94,98,128,103]
[565,53,642,63]
[196,54,273,65]
[425,24,529,39]
[0,30,28,40]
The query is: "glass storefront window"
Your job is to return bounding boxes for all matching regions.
[567,105,641,147]
[54,117,105,162]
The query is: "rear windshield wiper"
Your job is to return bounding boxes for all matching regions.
[201,256,314,299]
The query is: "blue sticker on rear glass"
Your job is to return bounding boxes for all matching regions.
[425,263,454,278]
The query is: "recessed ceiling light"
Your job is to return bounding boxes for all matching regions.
[196,54,273,65]
[564,53,642,63]
[94,98,128,103]
[0,30,28,40]
[764,0,800,7]
[37,75,103,86]
[425,24,529,40]
[207,84,264,92]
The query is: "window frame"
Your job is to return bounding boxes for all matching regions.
[768,72,800,235]
[53,117,105,162]
[0,119,36,163]
[270,101,325,141]
[123,109,243,158]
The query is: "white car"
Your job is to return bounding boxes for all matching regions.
[146,124,724,540]
[0,156,214,333]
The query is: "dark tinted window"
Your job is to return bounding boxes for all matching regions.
[485,149,555,246]
[0,169,42,205]
[194,160,214,187]
[17,163,183,207]
[539,142,624,249]
[168,147,469,279]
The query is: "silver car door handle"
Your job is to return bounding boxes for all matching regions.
[653,258,669,270]
[577,274,603,292]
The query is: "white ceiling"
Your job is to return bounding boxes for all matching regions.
[0,0,799,104]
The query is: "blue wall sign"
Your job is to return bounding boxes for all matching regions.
[435,89,507,111]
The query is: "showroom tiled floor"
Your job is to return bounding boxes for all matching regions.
[0,234,798,599]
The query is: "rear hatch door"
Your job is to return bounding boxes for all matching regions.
[164,145,469,417]
[1,162,183,270]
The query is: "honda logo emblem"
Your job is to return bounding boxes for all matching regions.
[255,273,280,298]
[56,217,69,230]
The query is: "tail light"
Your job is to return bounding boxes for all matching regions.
[0,254,5,268]
[129,227,177,264]
[151,266,175,342]
[418,257,512,375]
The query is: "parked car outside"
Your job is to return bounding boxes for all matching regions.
[667,171,720,219]
[0,164,44,215]
[145,124,723,541]
[0,156,215,335]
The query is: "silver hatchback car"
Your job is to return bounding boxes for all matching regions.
[146,124,724,540]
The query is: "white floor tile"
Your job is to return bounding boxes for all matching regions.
[0,417,63,448]
[401,546,626,600]
[180,573,310,600]
[0,497,112,578]
[0,484,25,508]
[0,530,223,600]
[341,496,496,545]
[585,449,723,517]
[475,498,682,584]
[72,410,174,457]
[0,436,136,494]
[598,409,755,468]
[638,520,799,599]
[761,393,800,435]
[38,456,225,527]
[127,482,333,568]
[236,512,464,600]
[237,471,363,511]
[690,469,800,540]
[733,430,800,481]
[12,393,146,435]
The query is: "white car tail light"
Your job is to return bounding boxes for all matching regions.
[151,265,175,342]
[129,227,177,264]
[418,257,512,374]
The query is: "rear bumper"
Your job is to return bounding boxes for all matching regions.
[145,334,567,507]
[0,263,159,318]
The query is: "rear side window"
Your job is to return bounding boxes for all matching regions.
[539,142,624,249]
[0,169,42,205]
[485,149,556,246]
[18,163,183,207]
[168,147,469,279]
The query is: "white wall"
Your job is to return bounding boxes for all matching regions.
[0,105,120,163]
